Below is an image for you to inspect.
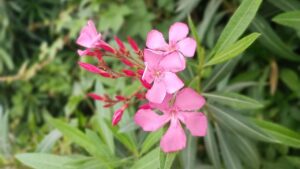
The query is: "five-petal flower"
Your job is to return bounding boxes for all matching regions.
[146,22,197,71]
[134,88,207,152]
[142,49,184,103]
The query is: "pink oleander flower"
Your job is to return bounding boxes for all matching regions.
[146,22,196,71]
[142,49,184,103]
[76,20,102,49]
[134,88,207,153]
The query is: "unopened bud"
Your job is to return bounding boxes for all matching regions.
[127,36,139,53]
[122,69,136,77]
[139,78,152,89]
[112,104,128,126]
[88,93,103,101]
[115,95,126,101]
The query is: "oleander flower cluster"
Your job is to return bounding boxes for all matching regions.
[76,20,207,152]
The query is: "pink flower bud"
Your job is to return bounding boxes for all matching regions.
[137,69,144,76]
[78,62,101,74]
[99,43,116,54]
[115,95,126,101]
[139,78,152,89]
[114,36,126,52]
[121,58,134,67]
[139,103,151,109]
[122,69,136,77]
[88,93,103,101]
[112,104,128,126]
[127,36,139,52]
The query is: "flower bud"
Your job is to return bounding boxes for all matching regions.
[127,36,139,53]
[115,95,126,101]
[114,36,126,52]
[139,78,152,89]
[122,69,136,77]
[112,104,128,126]
[99,43,116,54]
[88,93,103,100]
[139,103,151,109]
[121,58,134,67]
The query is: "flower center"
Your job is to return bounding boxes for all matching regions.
[168,42,178,52]
[169,107,179,118]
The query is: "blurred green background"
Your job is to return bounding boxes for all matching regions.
[0,0,300,168]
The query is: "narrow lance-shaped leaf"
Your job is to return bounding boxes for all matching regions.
[16,153,81,169]
[250,15,300,61]
[131,148,160,169]
[253,119,300,148]
[202,58,239,92]
[161,152,177,169]
[273,11,300,31]
[141,128,163,155]
[212,0,262,54]
[266,0,300,11]
[215,124,243,169]
[203,92,264,109]
[206,33,260,66]
[204,120,222,169]
[207,104,274,142]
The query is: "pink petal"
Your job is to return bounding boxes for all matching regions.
[78,62,100,74]
[150,94,173,112]
[146,81,166,103]
[143,49,164,69]
[77,49,93,56]
[134,109,170,131]
[76,20,101,48]
[169,22,189,43]
[162,72,184,94]
[159,52,185,72]
[160,118,186,152]
[146,30,168,50]
[142,63,154,84]
[178,37,196,57]
[175,88,206,111]
[181,112,207,136]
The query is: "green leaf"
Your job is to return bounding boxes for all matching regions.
[107,122,138,156]
[286,156,300,167]
[100,4,131,33]
[267,0,300,11]
[203,92,264,109]
[254,119,300,148]
[180,135,197,169]
[213,0,262,54]
[203,58,239,91]
[229,134,260,169]
[131,148,160,169]
[48,118,93,152]
[215,124,242,169]
[161,152,177,169]
[176,0,202,20]
[273,11,300,30]
[0,111,10,157]
[206,33,260,66]
[280,68,300,93]
[204,121,222,169]
[16,153,80,169]
[141,128,163,155]
[207,104,274,142]
[250,15,300,61]
[36,130,62,153]
[93,80,115,154]
[198,0,222,40]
